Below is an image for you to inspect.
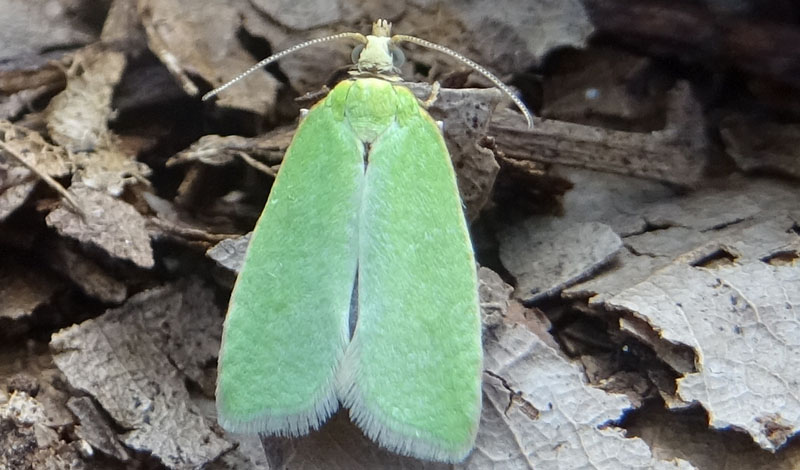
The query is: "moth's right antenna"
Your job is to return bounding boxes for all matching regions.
[391,34,534,129]
[202,32,367,101]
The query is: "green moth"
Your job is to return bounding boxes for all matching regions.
[205,19,532,463]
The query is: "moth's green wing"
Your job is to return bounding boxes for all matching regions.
[217,88,363,435]
[339,83,483,462]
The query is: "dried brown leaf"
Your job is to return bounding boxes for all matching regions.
[0,257,64,330]
[167,132,291,168]
[0,120,74,220]
[67,397,130,461]
[44,240,127,304]
[41,47,149,196]
[472,323,695,469]
[207,232,250,274]
[139,0,279,114]
[566,178,800,304]
[45,185,154,269]
[478,267,514,329]
[445,0,593,73]
[70,145,151,197]
[0,392,86,470]
[499,218,623,303]
[45,49,126,153]
[627,403,800,470]
[0,1,94,60]
[607,260,800,451]
[721,115,800,179]
[492,82,706,187]
[50,280,230,468]
[541,48,667,126]
[250,0,342,30]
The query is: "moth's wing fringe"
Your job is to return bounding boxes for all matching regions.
[217,367,342,436]
[337,342,474,463]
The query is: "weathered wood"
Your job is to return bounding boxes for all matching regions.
[490,82,706,186]
[583,0,800,88]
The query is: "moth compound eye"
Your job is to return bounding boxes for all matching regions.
[390,45,405,68]
[351,44,364,64]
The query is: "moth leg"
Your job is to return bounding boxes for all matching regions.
[422,81,441,108]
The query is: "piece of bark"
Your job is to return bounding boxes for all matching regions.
[143,192,235,246]
[43,47,150,196]
[167,132,291,169]
[606,261,800,451]
[499,218,623,303]
[544,166,797,302]
[0,85,63,122]
[473,323,696,470]
[490,82,706,187]
[50,280,230,469]
[0,55,67,96]
[720,115,800,179]
[0,120,73,221]
[478,267,514,330]
[46,185,155,269]
[0,341,78,431]
[0,55,67,121]
[45,48,126,153]
[583,0,800,89]
[0,1,95,61]
[0,257,65,337]
[138,0,279,114]
[0,391,85,470]
[67,397,130,461]
[541,47,671,128]
[43,239,127,304]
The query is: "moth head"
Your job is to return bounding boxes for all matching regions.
[351,20,405,76]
